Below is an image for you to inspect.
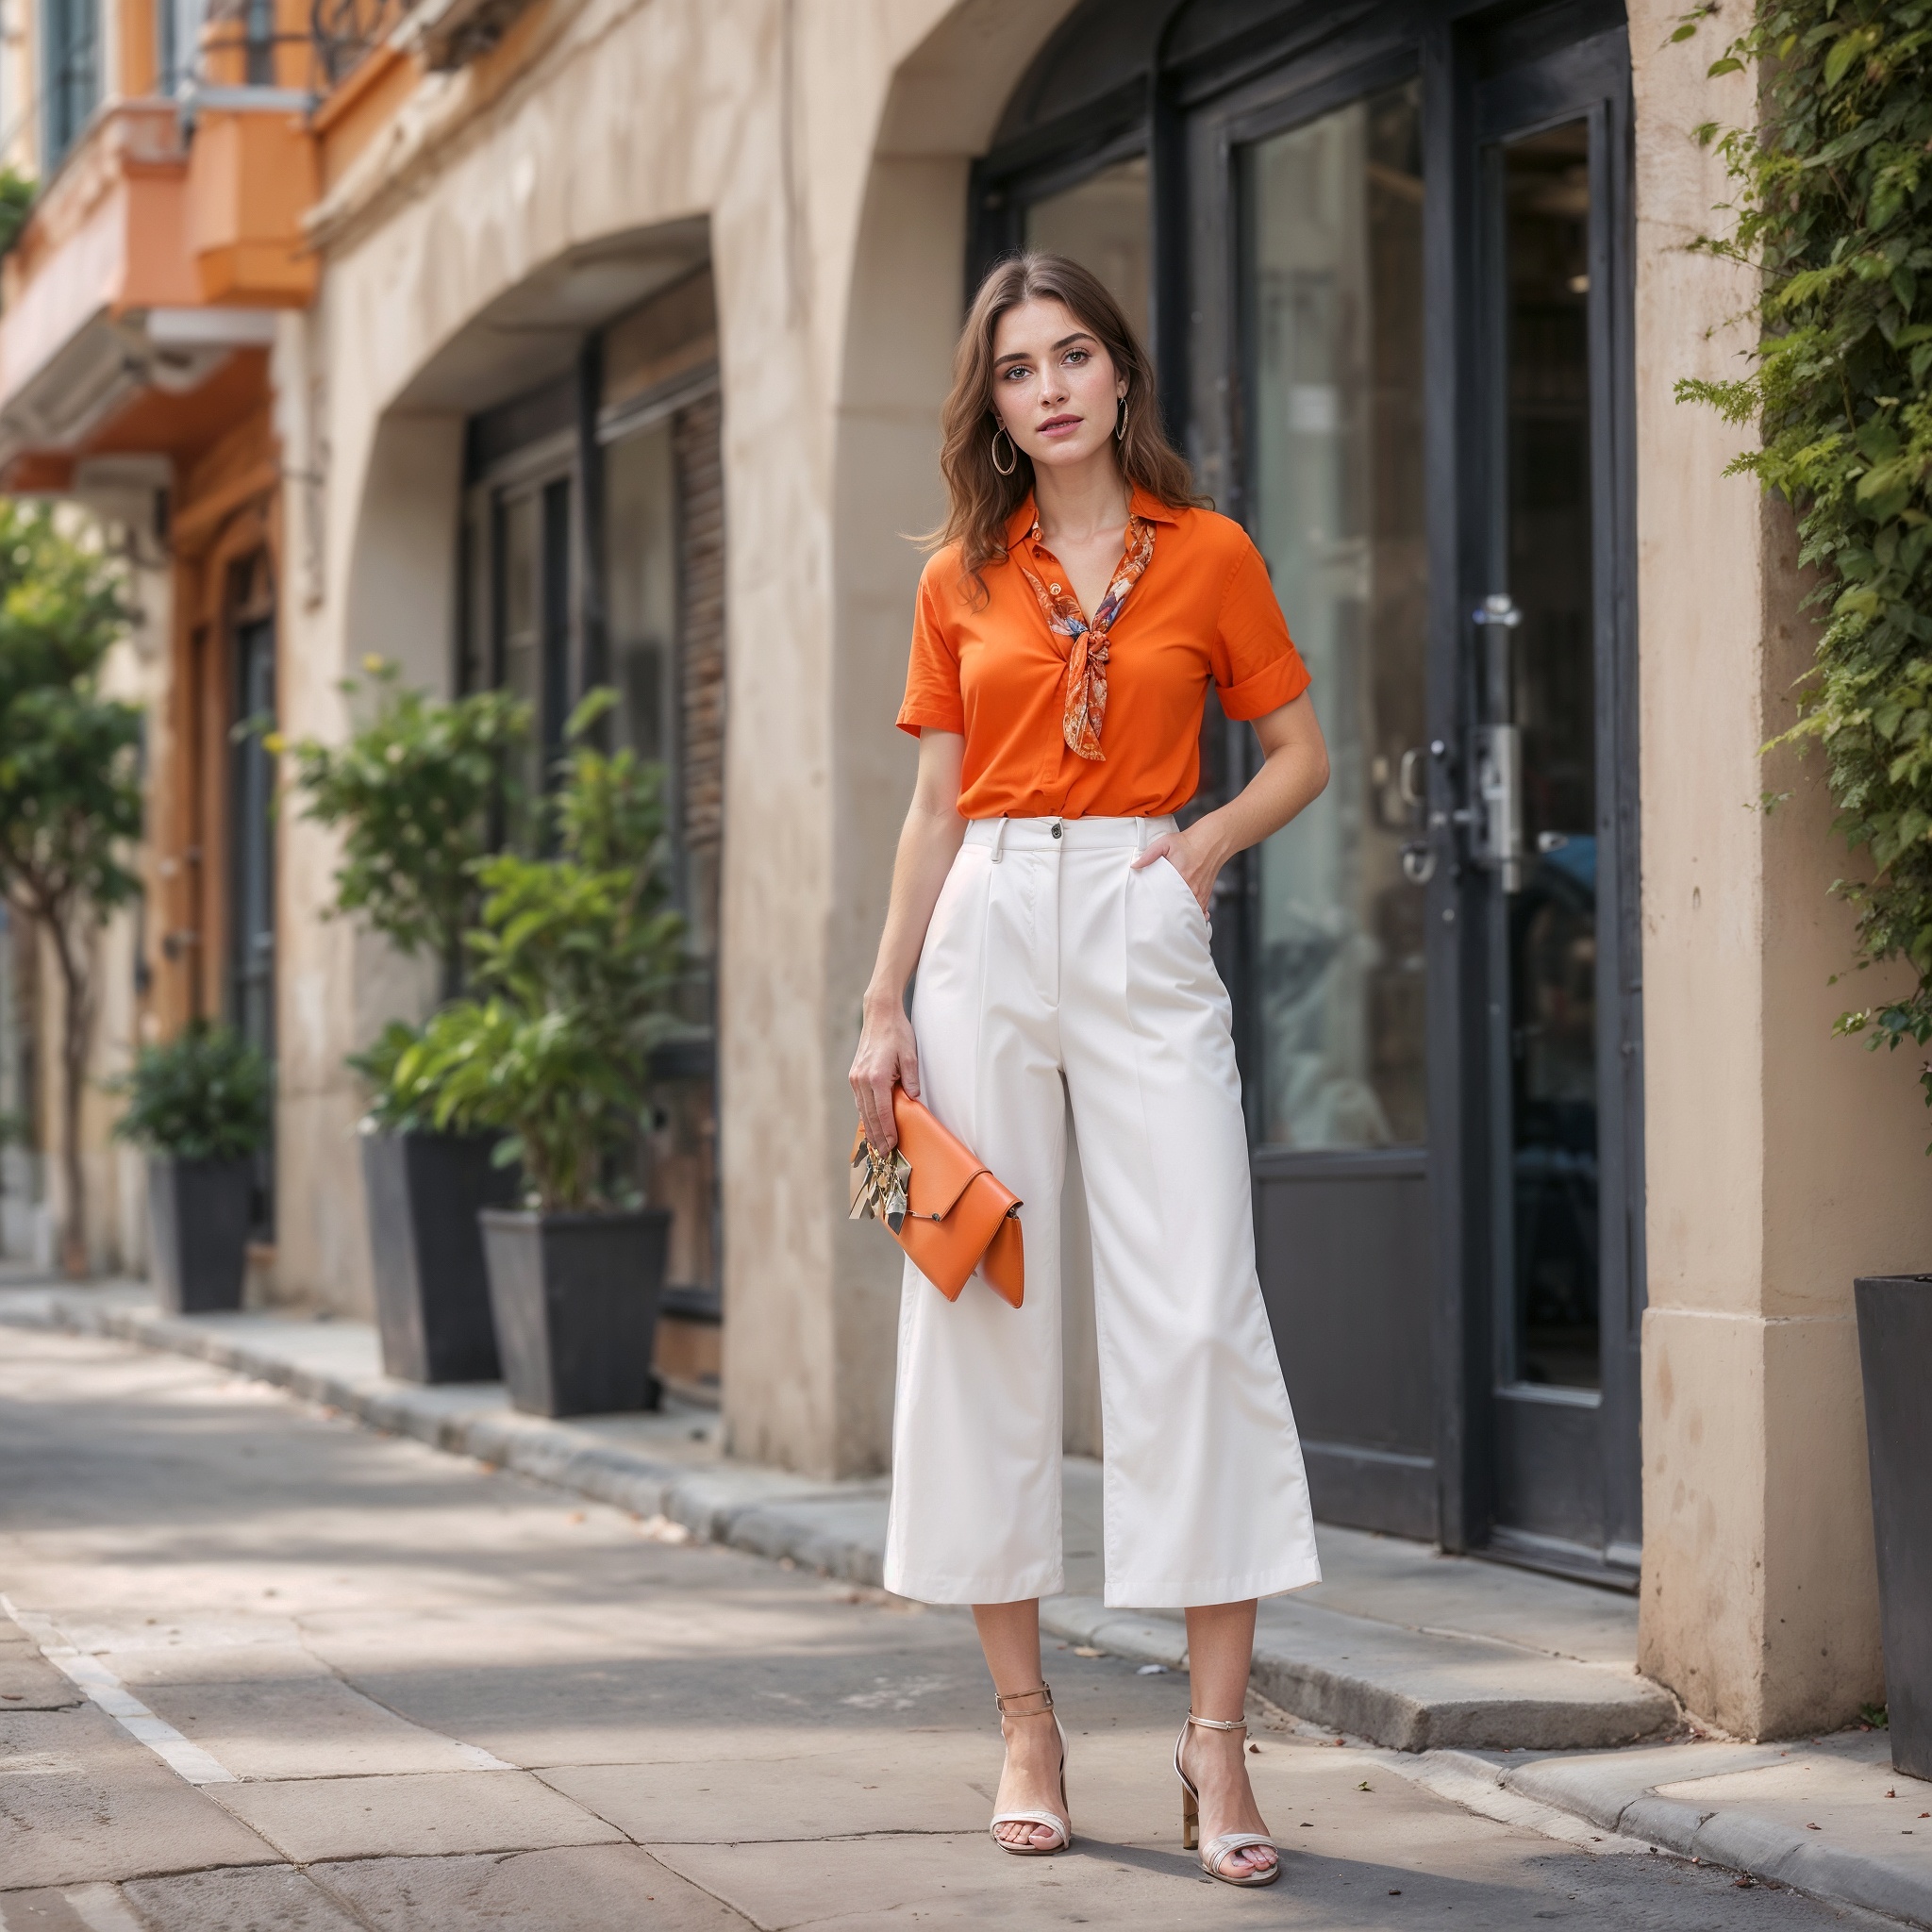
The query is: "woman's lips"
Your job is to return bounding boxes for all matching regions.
[1038,415,1082,436]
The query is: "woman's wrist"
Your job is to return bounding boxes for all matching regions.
[862,979,908,1023]
[1186,809,1241,874]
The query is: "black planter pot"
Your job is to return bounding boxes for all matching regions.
[362,1130,519,1384]
[1855,1274,1932,1780]
[479,1207,670,1418]
[147,1156,253,1314]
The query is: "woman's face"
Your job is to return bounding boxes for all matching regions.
[988,296,1128,475]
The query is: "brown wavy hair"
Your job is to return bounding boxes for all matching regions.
[929,252,1201,598]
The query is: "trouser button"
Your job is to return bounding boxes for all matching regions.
[1051,821,1062,839]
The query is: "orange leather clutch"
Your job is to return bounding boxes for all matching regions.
[849,1089,1024,1307]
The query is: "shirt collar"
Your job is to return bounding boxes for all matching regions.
[1004,486,1180,552]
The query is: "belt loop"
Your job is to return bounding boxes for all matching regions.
[991,817,1008,864]
[1134,817,1148,856]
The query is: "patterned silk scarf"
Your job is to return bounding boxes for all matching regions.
[1016,512,1157,762]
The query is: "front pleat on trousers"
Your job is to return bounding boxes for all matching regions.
[882,816,1323,1610]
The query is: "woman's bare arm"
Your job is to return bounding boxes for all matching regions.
[849,729,967,1151]
[1132,691,1329,910]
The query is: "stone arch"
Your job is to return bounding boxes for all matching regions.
[778,0,1085,1473]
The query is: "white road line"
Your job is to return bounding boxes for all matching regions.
[59,1885,148,1932]
[0,1595,238,1787]
[454,1739,517,1771]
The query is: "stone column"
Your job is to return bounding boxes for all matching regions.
[1630,2,1925,1735]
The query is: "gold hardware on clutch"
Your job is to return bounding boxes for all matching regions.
[849,1138,912,1234]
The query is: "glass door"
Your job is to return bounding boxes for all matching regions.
[1208,76,1440,1539]
[1466,28,1641,1578]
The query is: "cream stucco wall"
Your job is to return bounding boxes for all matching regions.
[1629,0,1920,1736]
[281,0,1074,1479]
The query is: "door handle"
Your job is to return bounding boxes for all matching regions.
[1472,723,1525,892]
[1468,594,1525,893]
[1399,745,1426,808]
[1399,740,1447,887]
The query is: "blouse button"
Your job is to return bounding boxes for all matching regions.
[1050,584,1061,594]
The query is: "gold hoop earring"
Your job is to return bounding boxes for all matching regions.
[1115,397,1128,442]
[991,426,1018,476]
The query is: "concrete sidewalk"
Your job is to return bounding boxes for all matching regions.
[6,1281,1928,1927]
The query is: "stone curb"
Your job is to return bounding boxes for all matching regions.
[13,1291,1672,1762]
[1434,1750,1932,1929]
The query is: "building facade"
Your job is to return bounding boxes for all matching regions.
[0,0,1923,1742]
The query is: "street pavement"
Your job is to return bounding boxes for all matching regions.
[0,1323,1899,1929]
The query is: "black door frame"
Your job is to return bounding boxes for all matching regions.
[1457,25,1643,1575]
[968,0,1641,1572]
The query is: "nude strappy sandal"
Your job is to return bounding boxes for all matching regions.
[989,1683,1072,1855]
[1174,1713,1280,1887]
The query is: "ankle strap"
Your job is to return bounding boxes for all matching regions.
[995,1682,1055,1718]
[1187,1712,1247,1732]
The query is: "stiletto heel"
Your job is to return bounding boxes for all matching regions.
[990,1683,1072,1855]
[1174,1713,1279,1888]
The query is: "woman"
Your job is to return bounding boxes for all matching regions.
[849,252,1329,1890]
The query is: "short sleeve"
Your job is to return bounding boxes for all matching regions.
[1212,533,1311,721]
[895,554,967,736]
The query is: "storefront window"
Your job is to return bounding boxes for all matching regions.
[1242,83,1428,1150]
[1024,156,1151,337]
[603,395,724,1301]
[603,420,676,766]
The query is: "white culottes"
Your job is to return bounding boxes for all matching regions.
[882,814,1323,1609]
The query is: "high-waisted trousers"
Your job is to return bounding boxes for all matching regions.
[882,814,1323,1609]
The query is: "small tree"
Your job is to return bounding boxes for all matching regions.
[0,504,142,1274]
[283,658,531,992]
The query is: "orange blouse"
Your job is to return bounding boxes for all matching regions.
[897,489,1310,820]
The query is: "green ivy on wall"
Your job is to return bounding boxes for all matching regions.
[1676,2,1932,1104]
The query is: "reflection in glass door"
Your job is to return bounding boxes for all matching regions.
[1233,80,1439,1540]
[1492,121,1600,1394]
[1243,84,1429,1152]
[1025,157,1152,338]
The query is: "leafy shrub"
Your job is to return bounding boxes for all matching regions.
[283,659,531,986]
[409,693,689,1210]
[347,1018,439,1135]
[111,1024,272,1161]
[1677,3,1932,1103]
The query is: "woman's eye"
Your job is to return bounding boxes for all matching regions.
[1002,365,1030,381]
[1065,349,1090,366]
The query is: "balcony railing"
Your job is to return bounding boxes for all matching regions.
[191,0,410,103]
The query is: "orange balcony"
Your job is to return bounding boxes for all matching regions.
[184,98,319,306]
[0,99,283,483]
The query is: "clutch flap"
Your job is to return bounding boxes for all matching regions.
[892,1090,989,1223]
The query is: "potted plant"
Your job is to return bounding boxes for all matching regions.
[417,694,688,1417]
[284,661,530,1382]
[112,1024,271,1314]
[349,1020,518,1383]
[1854,1273,1931,1778]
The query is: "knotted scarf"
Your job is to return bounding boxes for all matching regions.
[1016,513,1156,762]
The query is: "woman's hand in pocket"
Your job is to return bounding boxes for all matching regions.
[1130,822,1227,916]
[850,995,920,1152]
